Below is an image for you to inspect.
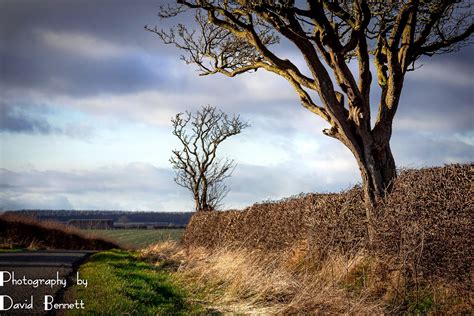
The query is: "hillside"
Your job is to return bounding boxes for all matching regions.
[0,214,118,250]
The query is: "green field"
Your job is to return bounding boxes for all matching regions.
[87,229,184,249]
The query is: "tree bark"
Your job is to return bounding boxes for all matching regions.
[360,144,396,205]
[372,142,397,194]
[352,140,396,243]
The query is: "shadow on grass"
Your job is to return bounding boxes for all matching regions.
[68,249,207,315]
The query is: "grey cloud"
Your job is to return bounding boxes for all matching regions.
[0,193,73,211]
[1,0,472,126]
[0,103,95,138]
[0,163,173,194]
[0,0,168,52]
[224,162,360,210]
[0,0,179,97]
[0,163,191,211]
[395,73,474,133]
[417,44,474,67]
[392,131,474,167]
[1,41,164,97]
[0,103,56,134]
[0,159,361,211]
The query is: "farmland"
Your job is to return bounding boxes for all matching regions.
[88,229,184,249]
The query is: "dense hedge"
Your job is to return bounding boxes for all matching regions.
[183,164,472,286]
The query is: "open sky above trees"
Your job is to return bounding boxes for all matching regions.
[1,0,473,212]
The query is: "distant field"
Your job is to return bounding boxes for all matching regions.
[87,229,184,249]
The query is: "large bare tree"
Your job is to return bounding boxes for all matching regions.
[170,105,248,211]
[149,1,472,212]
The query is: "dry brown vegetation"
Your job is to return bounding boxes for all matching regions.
[0,214,118,250]
[144,164,472,314]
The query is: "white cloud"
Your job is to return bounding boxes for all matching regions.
[0,163,191,211]
[240,71,296,102]
[0,154,363,212]
[37,30,133,59]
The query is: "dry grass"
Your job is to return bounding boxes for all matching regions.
[144,164,472,314]
[143,241,386,314]
[0,213,118,250]
[144,240,471,314]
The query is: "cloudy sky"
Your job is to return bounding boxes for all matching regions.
[1,0,473,212]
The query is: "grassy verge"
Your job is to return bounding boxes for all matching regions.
[65,249,203,315]
[87,229,184,249]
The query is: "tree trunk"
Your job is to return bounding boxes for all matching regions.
[194,197,200,212]
[353,141,397,244]
[372,142,397,194]
[359,143,396,207]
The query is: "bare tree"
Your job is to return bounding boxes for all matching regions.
[170,105,248,212]
[148,1,473,215]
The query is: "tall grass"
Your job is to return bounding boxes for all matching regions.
[143,242,377,314]
[144,241,470,314]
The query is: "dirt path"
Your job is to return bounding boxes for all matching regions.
[0,251,93,315]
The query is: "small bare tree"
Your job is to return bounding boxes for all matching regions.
[170,105,248,212]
